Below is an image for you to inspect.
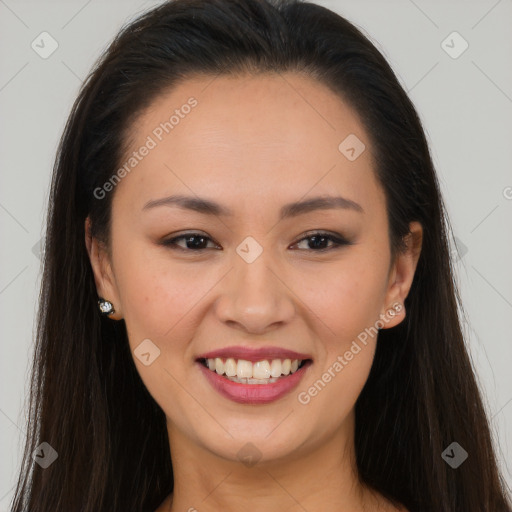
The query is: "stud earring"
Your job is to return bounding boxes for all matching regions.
[391,301,403,314]
[98,298,115,316]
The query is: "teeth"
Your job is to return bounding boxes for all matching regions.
[224,358,237,377]
[226,376,280,384]
[237,359,253,378]
[204,357,304,380]
[215,357,224,375]
[253,360,271,379]
[270,359,282,378]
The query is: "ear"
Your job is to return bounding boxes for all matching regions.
[84,216,123,320]
[379,221,423,329]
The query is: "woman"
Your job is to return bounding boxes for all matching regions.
[11,0,511,511]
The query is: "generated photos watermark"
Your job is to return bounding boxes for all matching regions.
[297,302,402,405]
[93,97,198,200]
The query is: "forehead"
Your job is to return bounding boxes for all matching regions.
[116,72,383,215]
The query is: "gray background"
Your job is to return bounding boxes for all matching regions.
[1,0,511,508]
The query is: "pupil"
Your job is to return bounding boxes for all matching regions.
[188,235,206,249]
[310,235,327,249]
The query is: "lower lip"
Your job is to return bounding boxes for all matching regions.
[197,360,312,404]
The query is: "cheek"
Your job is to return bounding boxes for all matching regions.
[296,341,376,442]
[113,249,206,418]
[112,240,201,344]
[296,261,383,426]
[299,251,389,346]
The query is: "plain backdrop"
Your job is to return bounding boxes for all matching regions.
[1,0,511,508]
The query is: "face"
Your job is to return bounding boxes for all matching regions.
[86,72,422,465]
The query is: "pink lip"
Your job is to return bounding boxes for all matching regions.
[197,360,312,404]
[197,345,312,363]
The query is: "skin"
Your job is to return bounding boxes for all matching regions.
[85,72,422,512]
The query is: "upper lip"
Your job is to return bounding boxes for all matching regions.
[197,346,312,363]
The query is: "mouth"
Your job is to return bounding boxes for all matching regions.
[196,354,313,404]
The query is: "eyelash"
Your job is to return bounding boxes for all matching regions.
[161,231,352,253]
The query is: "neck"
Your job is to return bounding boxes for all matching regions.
[164,412,386,512]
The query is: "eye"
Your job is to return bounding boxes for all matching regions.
[291,231,351,252]
[161,232,220,252]
[161,231,351,253]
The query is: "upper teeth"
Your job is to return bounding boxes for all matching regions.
[206,358,301,379]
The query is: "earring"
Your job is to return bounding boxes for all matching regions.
[391,301,403,314]
[98,298,115,316]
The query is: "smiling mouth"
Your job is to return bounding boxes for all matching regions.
[199,357,311,385]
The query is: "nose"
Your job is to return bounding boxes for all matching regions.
[214,249,296,335]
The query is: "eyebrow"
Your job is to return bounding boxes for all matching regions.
[142,193,364,219]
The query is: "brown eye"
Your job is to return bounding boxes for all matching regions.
[161,231,351,253]
[162,233,219,251]
[292,232,351,252]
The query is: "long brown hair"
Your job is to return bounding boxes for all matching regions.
[11,0,511,510]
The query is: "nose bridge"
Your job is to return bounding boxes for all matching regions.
[237,246,275,297]
[215,235,295,332]
[234,236,281,309]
